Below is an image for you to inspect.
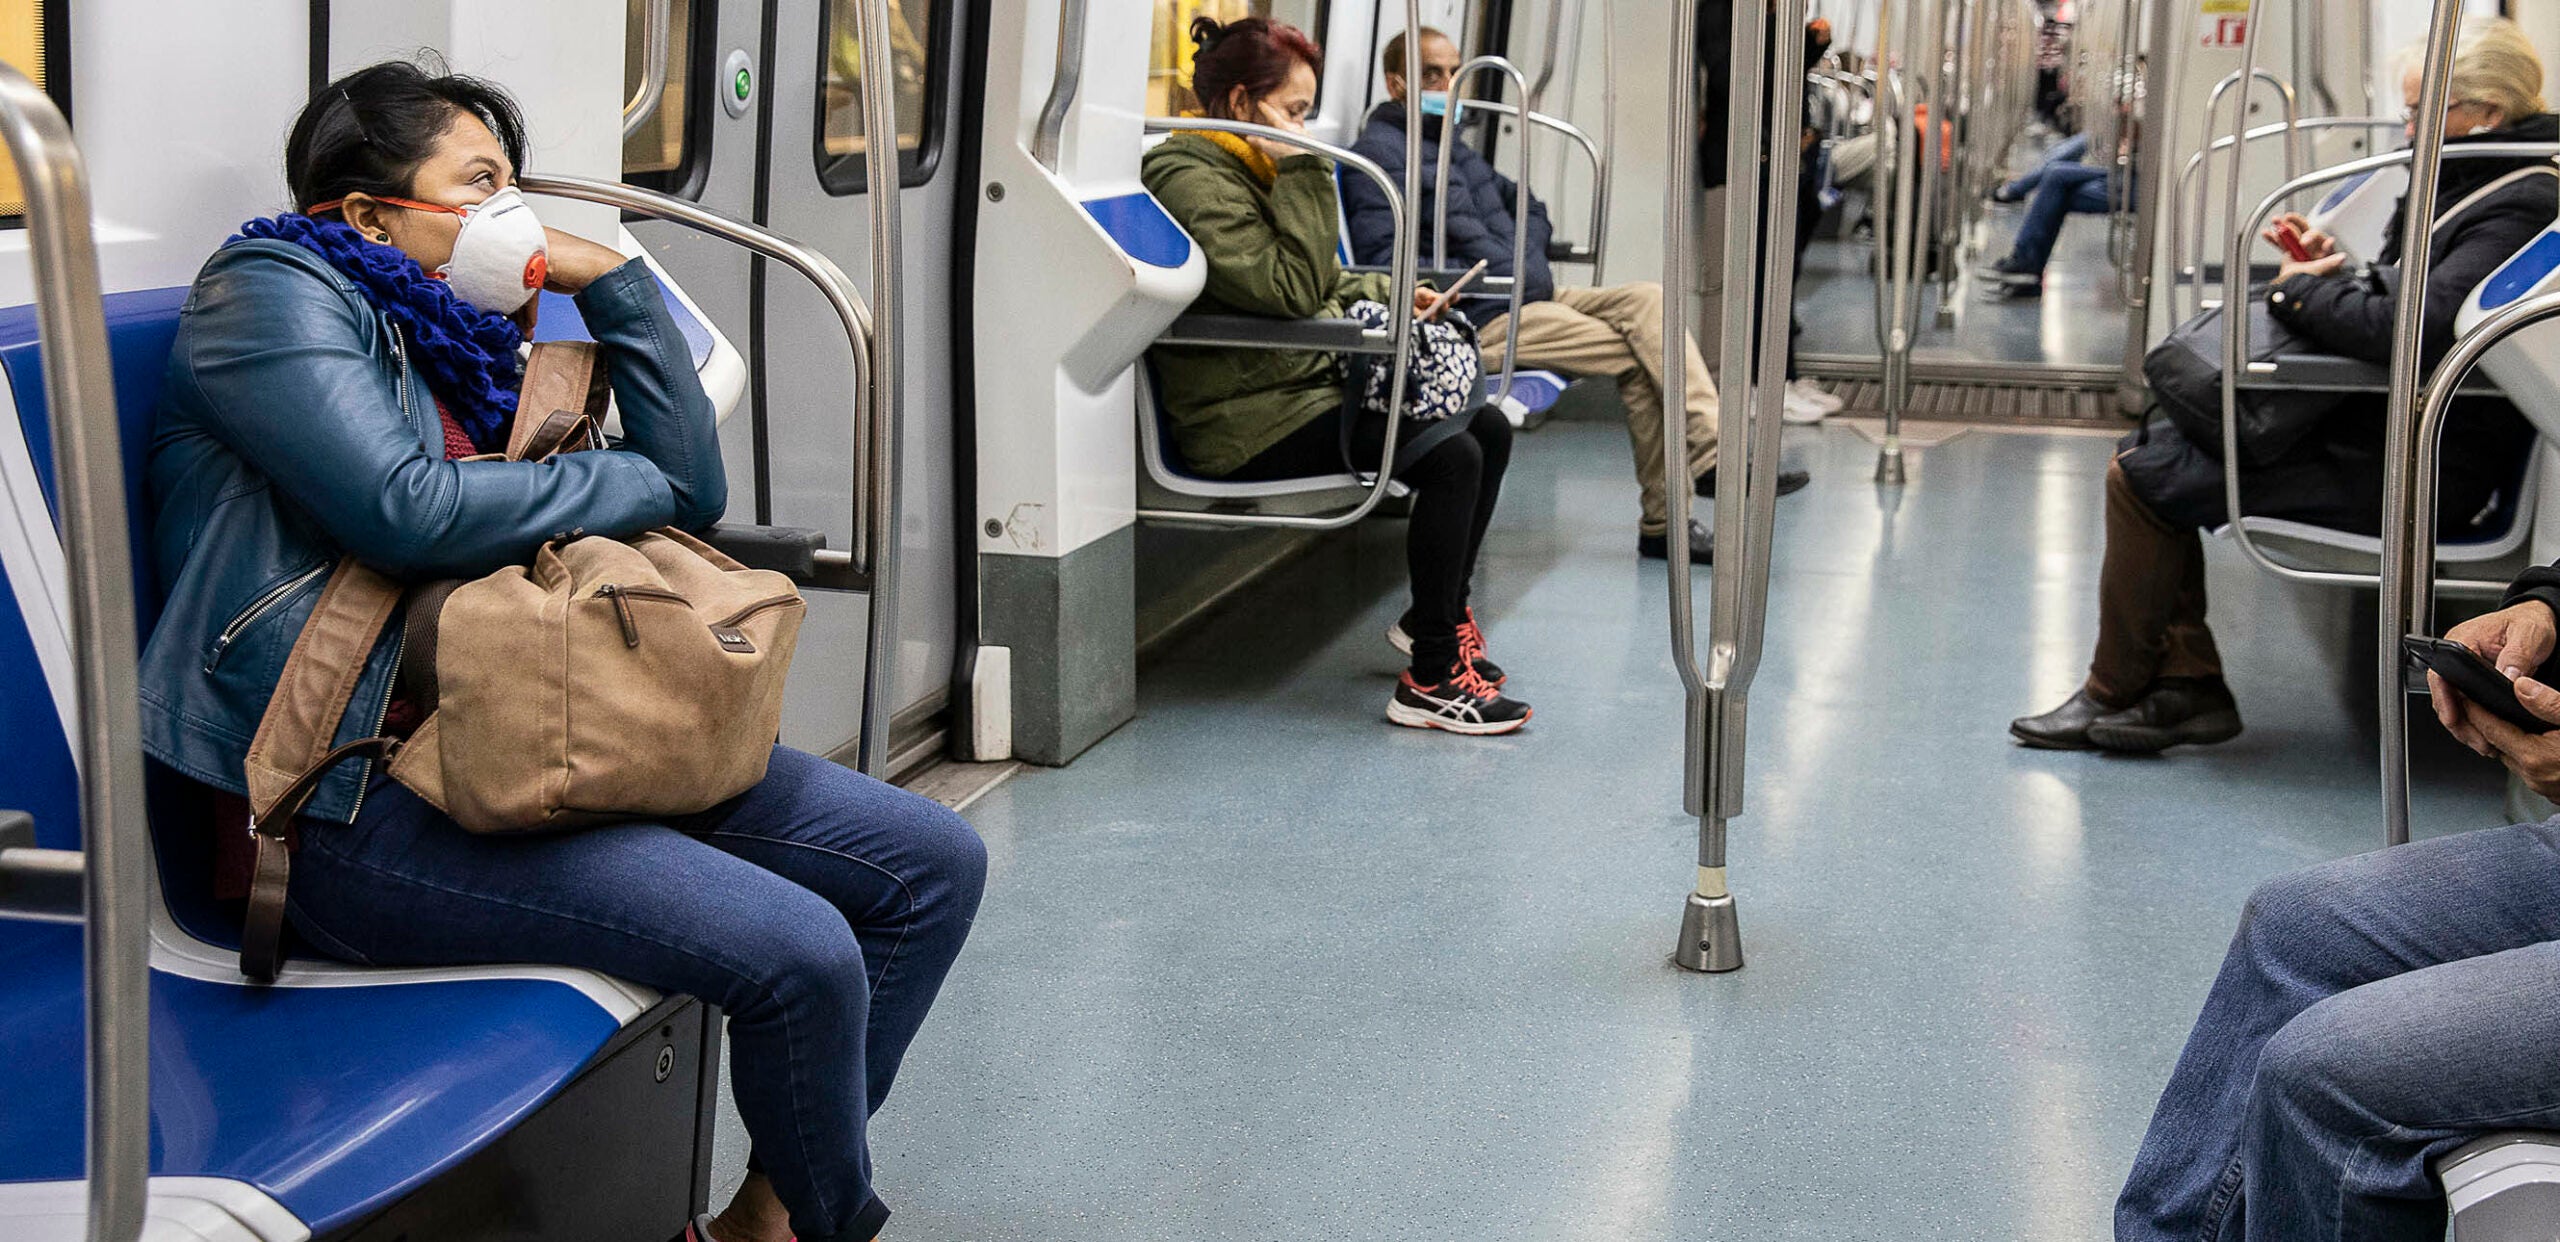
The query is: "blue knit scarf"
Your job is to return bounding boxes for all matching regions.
[230,213,525,450]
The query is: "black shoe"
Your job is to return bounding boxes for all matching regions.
[2009,689,2117,750]
[1388,665,1532,735]
[2085,678,2244,754]
[1989,185,2027,204]
[1638,519,1715,562]
[1695,464,1811,499]
[1980,278,2044,301]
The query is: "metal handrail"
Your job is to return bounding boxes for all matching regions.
[1433,54,1532,404]
[2212,144,2560,591]
[1030,0,1086,172]
[1132,108,1422,531]
[2378,0,2473,848]
[0,60,150,1242]
[1452,99,1609,275]
[621,0,674,141]
[2392,289,2560,836]
[517,175,876,569]
[1528,0,1569,102]
[2173,116,2402,320]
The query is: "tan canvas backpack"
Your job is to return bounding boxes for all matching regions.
[236,343,803,981]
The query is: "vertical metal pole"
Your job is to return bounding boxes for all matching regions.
[0,62,149,1242]
[2114,0,2178,414]
[1434,55,1535,402]
[1593,0,1617,284]
[2379,0,2467,848]
[1030,0,1088,172]
[852,0,905,777]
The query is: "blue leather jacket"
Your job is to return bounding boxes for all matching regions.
[138,240,727,823]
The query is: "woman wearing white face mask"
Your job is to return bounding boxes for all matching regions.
[141,60,985,1242]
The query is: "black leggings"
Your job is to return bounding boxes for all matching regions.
[1230,403,1514,678]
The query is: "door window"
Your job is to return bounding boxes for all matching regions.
[622,0,707,193]
[1146,0,1329,118]
[815,0,947,193]
[0,0,67,224]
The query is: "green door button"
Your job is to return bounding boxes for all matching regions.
[720,49,755,118]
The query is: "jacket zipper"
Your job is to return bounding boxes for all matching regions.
[204,563,330,673]
[344,624,404,827]
[342,321,420,826]
[595,583,690,647]
[714,595,802,629]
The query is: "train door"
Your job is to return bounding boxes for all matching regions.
[628,0,963,769]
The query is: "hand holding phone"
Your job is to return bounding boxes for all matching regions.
[1420,259,1491,321]
[2405,635,2560,734]
[2271,220,2316,263]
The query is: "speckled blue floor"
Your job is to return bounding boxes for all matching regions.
[727,415,2511,1239]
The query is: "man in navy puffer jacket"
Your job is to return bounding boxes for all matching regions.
[1344,26,1806,561]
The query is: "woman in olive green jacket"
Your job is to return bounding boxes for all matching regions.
[1145,17,1528,736]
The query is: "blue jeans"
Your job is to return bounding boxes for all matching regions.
[2002,162,2116,274]
[2001,132,2092,199]
[2116,821,2560,1240]
[283,746,988,1242]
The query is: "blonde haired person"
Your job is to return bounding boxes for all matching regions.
[2014,17,2555,758]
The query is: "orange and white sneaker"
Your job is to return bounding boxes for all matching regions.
[1387,609,1506,688]
[1388,664,1532,735]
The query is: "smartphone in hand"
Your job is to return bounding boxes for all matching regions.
[2405,635,2559,733]
[1422,259,1492,321]
[2272,221,2317,263]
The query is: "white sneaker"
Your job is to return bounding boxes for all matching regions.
[1788,378,1846,415]
[1782,385,1833,424]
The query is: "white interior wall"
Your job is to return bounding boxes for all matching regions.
[0,0,308,304]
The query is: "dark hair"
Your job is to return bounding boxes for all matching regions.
[1188,17,1323,120]
[287,58,529,214]
[1379,27,1452,80]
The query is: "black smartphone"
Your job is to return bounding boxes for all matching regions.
[2403,635,2558,734]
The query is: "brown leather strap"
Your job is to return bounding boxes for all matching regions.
[242,557,404,819]
[238,736,397,983]
[509,341,607,460]
[514,410,599,461]
[399,578,465,717]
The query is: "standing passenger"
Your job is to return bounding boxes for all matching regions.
[1144,18,1532,736]
[139,62,985,1242]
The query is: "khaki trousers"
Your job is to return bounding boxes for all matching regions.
[1476,282,1722,535]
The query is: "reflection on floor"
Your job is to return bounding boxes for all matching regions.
[727,416,2512,1239]
[1796,185,2131,369]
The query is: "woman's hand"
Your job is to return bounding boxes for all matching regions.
[1413,286,1447,322]
[2433,601,2560,754]
[541,227,630,295]
[2263,212,2339,260]
[1248,100,1307,163]
[2274,252,2347,286]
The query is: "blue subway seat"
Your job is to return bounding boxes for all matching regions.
[0,288,660,1238]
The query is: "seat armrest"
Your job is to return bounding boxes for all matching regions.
[1343,264,1516,295]
[2240,354,2504,396]
[701,523,827,579]
[1547,242,1597,265]
[1159,315,1394,353]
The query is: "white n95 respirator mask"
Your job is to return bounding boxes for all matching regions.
[313,186,552,315]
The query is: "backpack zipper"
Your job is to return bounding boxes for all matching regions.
[714,594,802,629]
[594,583,690,647]
[204,563,330,673]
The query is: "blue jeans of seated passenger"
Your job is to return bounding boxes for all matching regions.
[2115,821,2560,1241]
[282,746,987,1242]
[2003,162,2116,274]
[2000,132,2091,200]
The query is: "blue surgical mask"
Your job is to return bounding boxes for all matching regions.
[1419,90,1454,118]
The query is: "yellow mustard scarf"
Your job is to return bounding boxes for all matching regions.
[1176,110,1278,186]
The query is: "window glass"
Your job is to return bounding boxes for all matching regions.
[1146,0,1329,118]
[621,0,698,181]
[0,0,59,220]
[818,0,934,168]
